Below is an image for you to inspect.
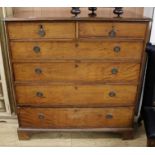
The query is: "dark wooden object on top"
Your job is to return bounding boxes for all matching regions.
[88,7,97,17]
[71,7,81,17]
[113,7,124,17]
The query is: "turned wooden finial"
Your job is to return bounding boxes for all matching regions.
[71,7,81,17]
[88,7,97,17]
[113,7,124,17]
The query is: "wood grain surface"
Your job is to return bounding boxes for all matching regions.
[10,41,143,61]
[13,62,140,83]
[79,22,147,38]
[15,84,137,106]
[12,7,144,19]
[18,107,134,128]
[7,22,76,39]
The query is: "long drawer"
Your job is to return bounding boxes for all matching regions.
[15,84,137,106]
[10,41,143,61]
[7,22,75,39]
[79,22,147,38]
[13,62,140,83]
[17,107,134,128]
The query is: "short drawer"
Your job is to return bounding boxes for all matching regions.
[15,84,137,106]
[10,41,143,61]
[79,22,147,38]
[18,107,134,128]
[7,22,75,39]
[13,62,140,83]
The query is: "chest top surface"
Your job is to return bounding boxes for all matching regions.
[4,7,151,22]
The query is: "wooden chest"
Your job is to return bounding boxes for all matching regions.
[5,10,150,140]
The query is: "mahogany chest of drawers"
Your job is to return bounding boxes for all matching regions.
[5,11,150,140]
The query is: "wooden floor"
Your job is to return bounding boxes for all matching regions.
[0,119,147,147]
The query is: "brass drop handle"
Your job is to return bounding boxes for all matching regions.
[36,92,44,97]
[38,113,45,120]
[111,68,118,74]
[105,114,113,119]
[38,25,46,37]
[109,27,116,37]
[109,91,116,97]
[33,46,41,53]
[113,46,121,53]
[35,68,42,74]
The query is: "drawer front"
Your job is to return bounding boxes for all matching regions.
[10,41,143,61]
[79,22,147,38]
[15,84,137,106]
[13,62,140,82]
[7,22,75,39]
[18,107,134,128]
